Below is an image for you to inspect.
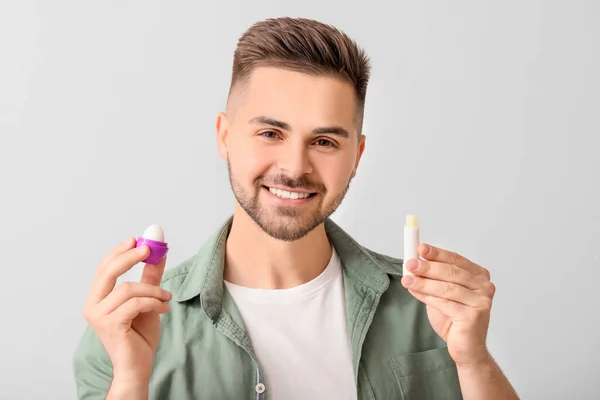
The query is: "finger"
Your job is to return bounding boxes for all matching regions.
[98,282,172,314]
[418,244,484,276]
[404,259,483,290]
[408,289,472,321]
[111,297,171,323]
[88,245,152,304]
[402,275,490,308]
[140,254,168,286]
[96,237,137,272]
[84,238,137,311]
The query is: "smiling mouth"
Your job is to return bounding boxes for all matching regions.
[263,186,317,200]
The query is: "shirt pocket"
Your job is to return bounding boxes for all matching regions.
[389,346,463,400]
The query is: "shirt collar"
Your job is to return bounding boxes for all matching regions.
[172,215,395,319]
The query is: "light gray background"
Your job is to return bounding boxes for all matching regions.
[1,1,598,399]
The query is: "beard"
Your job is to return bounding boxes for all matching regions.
[227,160,351,242]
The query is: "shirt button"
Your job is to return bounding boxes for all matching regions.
[255,383,266,394]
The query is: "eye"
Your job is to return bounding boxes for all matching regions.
[315,138,337,148]
[259,130,279,139]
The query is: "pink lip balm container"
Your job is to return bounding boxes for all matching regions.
[136,224,169,265]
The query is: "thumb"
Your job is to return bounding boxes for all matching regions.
[140,255,168,286]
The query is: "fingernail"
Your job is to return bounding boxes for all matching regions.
[407,259,420,271]
[422,244,431,255]
[137,245,147,254]
[162,289,172,297]
[403,276,414,286]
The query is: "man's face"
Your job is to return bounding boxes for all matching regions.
[216,67,365,241]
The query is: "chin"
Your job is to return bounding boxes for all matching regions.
[259,223,318,242]
[252,208,327,242]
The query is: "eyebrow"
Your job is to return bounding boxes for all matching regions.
[248,116,350,138]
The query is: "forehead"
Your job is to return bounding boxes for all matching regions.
[234,67,358,129]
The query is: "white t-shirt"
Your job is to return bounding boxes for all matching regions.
[224,247,357,400]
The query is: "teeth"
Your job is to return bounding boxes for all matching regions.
[268,187,310,199]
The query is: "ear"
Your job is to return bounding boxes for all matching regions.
[215,112,229,160]
[350,134,366,179]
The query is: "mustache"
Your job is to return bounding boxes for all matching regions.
[258,174,326,193]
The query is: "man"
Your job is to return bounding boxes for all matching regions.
[73,17,519,399]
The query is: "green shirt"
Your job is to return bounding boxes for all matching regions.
[73,217,463,399]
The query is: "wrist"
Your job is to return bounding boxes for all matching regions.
[107,376,149,400]
[455,350,495,372]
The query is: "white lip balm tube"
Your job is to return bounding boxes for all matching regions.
[403,215,419,276]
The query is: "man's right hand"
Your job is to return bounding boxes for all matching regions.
[82,237,171,394]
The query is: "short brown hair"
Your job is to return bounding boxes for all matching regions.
[228,17,371,131]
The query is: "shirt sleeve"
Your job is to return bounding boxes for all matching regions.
[72,324,113,399]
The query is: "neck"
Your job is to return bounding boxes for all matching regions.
[224,203,333,289]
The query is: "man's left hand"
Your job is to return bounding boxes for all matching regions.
[402,244,496,368]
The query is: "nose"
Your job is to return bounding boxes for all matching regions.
[277,140,313,178]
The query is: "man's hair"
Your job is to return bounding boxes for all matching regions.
[228,17,371,131]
